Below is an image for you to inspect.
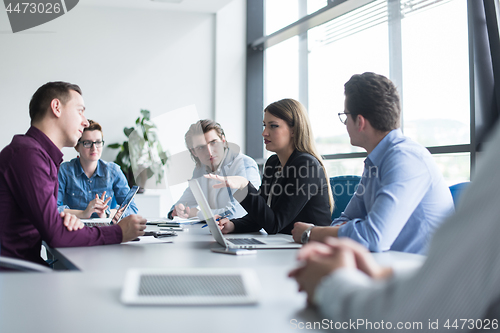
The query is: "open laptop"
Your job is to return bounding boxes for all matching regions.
[83,185,140,227]
[188,179,301,249]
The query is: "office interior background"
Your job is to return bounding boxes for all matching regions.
[0,0,498,213]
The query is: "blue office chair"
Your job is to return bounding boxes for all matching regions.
[329,175,361,220]
[449,182,469,207]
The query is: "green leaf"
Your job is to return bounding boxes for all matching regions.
[140,109,151,120]
[108,143,122,149]
[124,127,135,137]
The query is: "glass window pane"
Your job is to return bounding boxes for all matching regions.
[323,152,469,186]
[324,158,365,179]
[264,36,300,106]
[265,0,300,35]
[308,2,390,155]
[265,0,325,36]
[307,0,327,15]
[401,0,470,147]
[431,153,470,186]
[264,36,300,159]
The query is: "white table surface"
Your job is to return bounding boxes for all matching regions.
[0,223,425,333]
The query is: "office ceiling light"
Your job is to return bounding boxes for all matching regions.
[151,0,183,3]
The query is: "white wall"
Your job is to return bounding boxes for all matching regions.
[0,1,247,212]
[215,0,246,150]
[0,5,215,161]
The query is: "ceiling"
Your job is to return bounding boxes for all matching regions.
[79,0,236,13]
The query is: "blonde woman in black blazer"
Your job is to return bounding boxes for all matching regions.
[205,98,333,235]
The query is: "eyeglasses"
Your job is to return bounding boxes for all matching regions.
[78,140,104,148]
[338,112,351,125]
[192,140,222,153]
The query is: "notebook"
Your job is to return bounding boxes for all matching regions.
[121,268,259,305]
[188,179,301,249]
[82,185,139,227]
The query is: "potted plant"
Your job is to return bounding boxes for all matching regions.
[108,109,168,191]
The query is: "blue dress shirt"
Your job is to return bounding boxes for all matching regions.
[334,129,454,254]
[57,158,138,218]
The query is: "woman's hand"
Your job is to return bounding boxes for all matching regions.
[83,192,111,218]
[214,214,235,234]
[204,174,249,190]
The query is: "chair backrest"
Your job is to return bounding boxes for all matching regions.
[0,246,52,273]
[330,175,362,220]
[449,181,470,207]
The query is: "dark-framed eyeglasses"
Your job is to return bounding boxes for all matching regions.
[338,112,351,125]
[192,140,223,153]
[78,140,104,148]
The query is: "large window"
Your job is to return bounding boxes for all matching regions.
[250,0,474,185]
[307,0,390,157]
[401,0,470,148]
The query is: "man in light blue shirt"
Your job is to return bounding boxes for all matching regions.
[292,72,454,254]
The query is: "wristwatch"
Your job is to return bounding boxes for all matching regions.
[301,226,315,244]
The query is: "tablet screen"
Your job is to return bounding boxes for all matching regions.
[112,185,139,223]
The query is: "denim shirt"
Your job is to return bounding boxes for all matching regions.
[334,129,454,254]
[57,158,138,218]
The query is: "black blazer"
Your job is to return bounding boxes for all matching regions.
[232,150,331,234]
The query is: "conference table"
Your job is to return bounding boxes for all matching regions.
[0,221,425,333]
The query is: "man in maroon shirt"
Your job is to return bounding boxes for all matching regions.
[0,81,146,266]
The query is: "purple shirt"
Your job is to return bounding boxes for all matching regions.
[0,127,122,266]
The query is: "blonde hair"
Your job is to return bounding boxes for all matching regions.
[265,98,334,213]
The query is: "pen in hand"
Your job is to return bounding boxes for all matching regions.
[201,213,230,228]
[216,213,230,222]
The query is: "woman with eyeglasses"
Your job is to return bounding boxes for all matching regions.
[205,98,333,235]
[57,120,138,219]
[168,119,261,220]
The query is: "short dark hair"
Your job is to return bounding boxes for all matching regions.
[185,119,226,166]
[29,81,82,124]
[84,119,103,136]
[344,72,401,132]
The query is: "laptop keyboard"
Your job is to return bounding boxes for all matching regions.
[227,238,265,245]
